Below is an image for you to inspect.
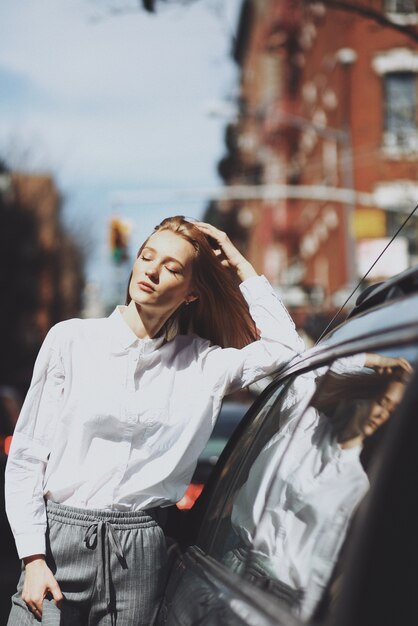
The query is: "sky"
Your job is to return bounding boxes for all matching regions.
[0,0,242,309]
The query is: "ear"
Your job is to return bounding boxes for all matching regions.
[185,293,199,305]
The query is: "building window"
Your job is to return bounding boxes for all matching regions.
[385,0,416,13]
[383,72,418,151]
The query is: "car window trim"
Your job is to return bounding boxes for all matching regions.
[184,545,304,626]
[277,324,418,381]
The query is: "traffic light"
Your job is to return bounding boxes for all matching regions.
[109,217,130,264]
[142,0,155,11]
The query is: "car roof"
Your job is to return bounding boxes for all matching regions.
[347,264,418,320]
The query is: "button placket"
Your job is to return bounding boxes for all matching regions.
[114,400,137,500]
[117,347,141,494]
[127,345,141,392]
[127,347,139,423]
[125,383,139,425]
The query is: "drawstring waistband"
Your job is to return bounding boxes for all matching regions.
[46,500,162,624]
[84,520,126,622]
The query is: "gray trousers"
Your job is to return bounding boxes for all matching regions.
[7,501,168,626]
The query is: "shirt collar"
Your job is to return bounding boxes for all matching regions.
[331,435,362,464]
[108,306,165,354]
[321,420,362,466]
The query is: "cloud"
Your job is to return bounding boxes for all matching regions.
[0,1,235,107]
[0,0,239,188]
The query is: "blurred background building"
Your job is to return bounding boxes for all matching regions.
[0,160,84,398]
[205,0,418,337]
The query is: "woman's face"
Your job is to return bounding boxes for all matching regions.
[360,380,405,438]
[129,229,197,317]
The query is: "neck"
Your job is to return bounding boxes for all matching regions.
[338,433,364,449]
[122,300,169,340]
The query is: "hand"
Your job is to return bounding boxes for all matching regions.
[194,222,258,282]
[22,555,63,618]
[364,353,413,376]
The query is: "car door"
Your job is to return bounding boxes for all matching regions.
[158,337,418,626]
[158,372,305,626]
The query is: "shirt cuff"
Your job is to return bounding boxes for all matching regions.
[15,532,46,560]
[352,352,366,368]
[239,275,274,301]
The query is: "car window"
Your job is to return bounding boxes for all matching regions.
[201,345,417,621]
[200,402,250,462]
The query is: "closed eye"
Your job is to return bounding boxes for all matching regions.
[165,266,181,275]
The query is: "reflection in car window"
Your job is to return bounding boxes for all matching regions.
[201,368,319,555]
[197,378,295,550]
[207,347,416,621]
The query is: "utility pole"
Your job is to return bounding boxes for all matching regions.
[336,47,358,287]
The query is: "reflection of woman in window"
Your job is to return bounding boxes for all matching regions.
[314,369,408,450]
[228,360,411,621]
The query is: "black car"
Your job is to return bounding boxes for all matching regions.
[158,265,418,626]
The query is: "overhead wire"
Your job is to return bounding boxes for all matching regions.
[315,202,418,344]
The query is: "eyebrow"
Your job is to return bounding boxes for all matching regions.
[142,246,185,269]
[381,394,400,410]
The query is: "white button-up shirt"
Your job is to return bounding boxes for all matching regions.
[5,275,305,559]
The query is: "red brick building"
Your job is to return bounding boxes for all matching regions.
[209,0,418,308]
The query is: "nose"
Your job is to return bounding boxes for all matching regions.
[145,263,159,282]
[376,406,391,423]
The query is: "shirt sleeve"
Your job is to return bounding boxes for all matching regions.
[330,353,366,373]
[5,324,65,559]
[200,275,306,397]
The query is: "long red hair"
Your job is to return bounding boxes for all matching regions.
[126,216,257,349]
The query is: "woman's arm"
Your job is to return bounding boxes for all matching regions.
[5,324,65,615]
[5,324,65,558]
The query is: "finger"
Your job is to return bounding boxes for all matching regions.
[398,358,413,373]
[194,221,219,231]
[194,222,227,242]
[49,580,64,606]
[31,602,43,618]
[193,222,217,232]
[213,249,231,267]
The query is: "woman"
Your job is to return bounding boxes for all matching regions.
[5,216,305,625]
[313,368,408,448]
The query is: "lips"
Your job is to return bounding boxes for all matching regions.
[137,281,155,293]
